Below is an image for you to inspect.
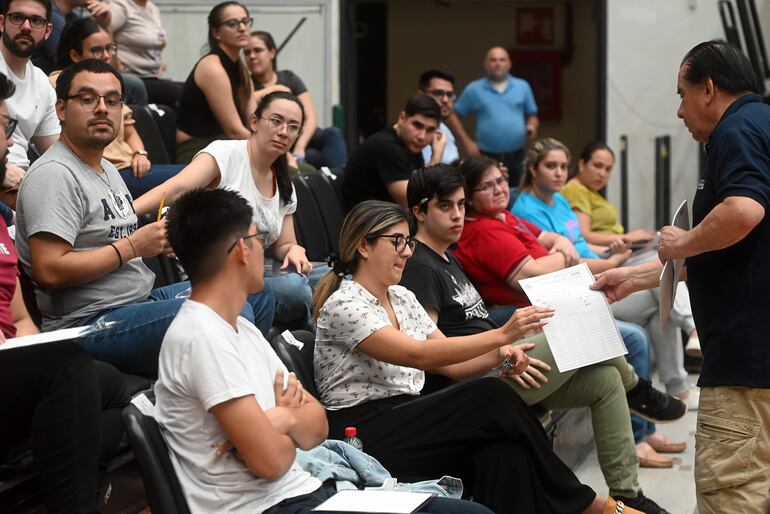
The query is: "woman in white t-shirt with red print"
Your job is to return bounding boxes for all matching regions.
[135,91,313,326]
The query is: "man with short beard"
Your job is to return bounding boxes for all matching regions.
[0,0,60,204]
[14,59,276,377]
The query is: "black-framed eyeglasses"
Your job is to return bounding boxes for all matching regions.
[473,175,507,194]
[219,16,253,29]
[227,232,265,253]
[88,43,118,58]
[5,12,48,29]
[66,92,123,110]
[368,233,416,253]
[260,116,302,137]
[0,112,18,138]
[423,88,456,100]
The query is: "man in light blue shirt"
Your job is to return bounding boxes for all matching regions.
[419,70,460,165]
[450,47,538,185]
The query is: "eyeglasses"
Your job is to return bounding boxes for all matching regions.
[261,116,302,137]
[227,232,265,253]
[473,176,507,194]
[5,12,48,29]
[423,88,456,100]
[0,113,18,138]
[219,16,253,29]
[368,234,416,253]
[66,92,123,110]
[88,43,118,59]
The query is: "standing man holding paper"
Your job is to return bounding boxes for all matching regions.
[592,41,770,514]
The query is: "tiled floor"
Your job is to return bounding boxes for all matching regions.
[574,376,701,514]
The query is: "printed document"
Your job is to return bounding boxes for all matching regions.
[313,490,434,513]
[0,321,120,352]
[519,263,627,372]
[659,200,689,327]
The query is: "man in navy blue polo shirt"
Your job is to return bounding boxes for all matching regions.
[447,46,538,186]
[592,41,770,514]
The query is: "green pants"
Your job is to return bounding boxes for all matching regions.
[503,333,641,498]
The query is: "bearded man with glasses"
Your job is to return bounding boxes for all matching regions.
[0,0,60,208]
[14,59,275,378]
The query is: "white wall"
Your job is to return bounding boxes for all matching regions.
[604,0,767,231]
[154,0,339,126]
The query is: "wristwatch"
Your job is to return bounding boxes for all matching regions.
[133,149,149,157]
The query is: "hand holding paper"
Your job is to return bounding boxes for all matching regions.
[519,263,627,373]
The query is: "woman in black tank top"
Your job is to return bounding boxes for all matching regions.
[176,1,254,163]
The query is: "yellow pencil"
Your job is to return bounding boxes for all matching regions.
[157,192,166,222]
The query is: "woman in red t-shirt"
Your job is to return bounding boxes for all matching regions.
[453,155,582,307]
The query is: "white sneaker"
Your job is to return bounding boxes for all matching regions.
[685,334,702,358]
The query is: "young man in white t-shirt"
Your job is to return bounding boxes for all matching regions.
[156,188,327,513]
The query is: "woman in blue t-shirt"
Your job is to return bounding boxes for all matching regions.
[511,138,630,273]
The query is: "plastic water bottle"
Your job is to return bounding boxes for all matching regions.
[343,427,363,450]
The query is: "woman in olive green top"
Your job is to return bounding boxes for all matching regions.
[562,142,655,246]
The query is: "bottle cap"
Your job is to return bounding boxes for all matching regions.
[344,427,357,437]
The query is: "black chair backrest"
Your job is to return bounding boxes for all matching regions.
[128,105,171,164]
[122,404,191,514]
[302,171,345,255]
[291,175,331,262]
[269,330,318,399]
[17,263,42,328]
[146,104,178,164]
[143,255,185,290]
[319,167,345,206]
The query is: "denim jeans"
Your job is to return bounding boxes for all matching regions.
[265,272,312,326]
[76,281,275,376]
[119,164,185,198]
[612,285,692,396]
[305,127,348,168]
[121,72,148,106]
[617,320,656,442]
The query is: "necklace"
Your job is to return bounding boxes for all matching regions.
[61,140,131,219]
[96,167,131,219]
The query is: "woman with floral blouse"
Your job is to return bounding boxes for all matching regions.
[312,200,639,514]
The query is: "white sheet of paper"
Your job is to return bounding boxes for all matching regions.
[312,490,434,513]
[519,263,627,372]
[0,322,119,351]
[659,200,690,327]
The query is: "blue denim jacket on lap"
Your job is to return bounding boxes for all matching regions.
[296,440,463,499]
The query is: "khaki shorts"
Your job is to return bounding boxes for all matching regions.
[695,387,770,514]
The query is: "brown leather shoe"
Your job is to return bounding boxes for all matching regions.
[603,497,645,513]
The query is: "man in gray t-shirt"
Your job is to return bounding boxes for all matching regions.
[15,60,274,376]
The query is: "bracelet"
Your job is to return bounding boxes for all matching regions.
[109,242,123,267]
[125,236,137,259]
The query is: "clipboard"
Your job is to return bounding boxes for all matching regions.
[659,200,690,327]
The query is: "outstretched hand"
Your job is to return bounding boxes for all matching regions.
[500,306,554,342]
[591,268,636,303]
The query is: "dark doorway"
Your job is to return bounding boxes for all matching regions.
[341,1,388,151]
